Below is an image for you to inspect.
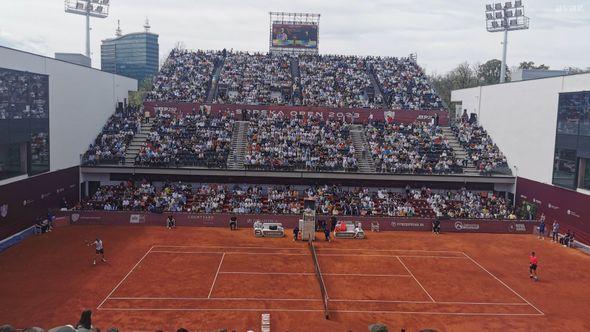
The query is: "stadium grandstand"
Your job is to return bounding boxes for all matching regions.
[1,3,590,332]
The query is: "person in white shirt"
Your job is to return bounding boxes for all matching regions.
[87,238,106,266]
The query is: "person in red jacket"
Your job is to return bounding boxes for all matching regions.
[529,251,539,281]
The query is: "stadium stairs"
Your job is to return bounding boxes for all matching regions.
[350,124,376,173]
[227,121,249,170]
[124,118,154,166]
[367,66,387,108]
[206,54,226,103]
[289,56,303,105]
[440,126,480,176]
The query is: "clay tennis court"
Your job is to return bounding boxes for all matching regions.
[1,225,590,331]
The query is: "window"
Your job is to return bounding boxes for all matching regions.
[552,148,577,189]
[580,158,590,190]
[0,143,25,180]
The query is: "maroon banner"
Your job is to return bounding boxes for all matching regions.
[0,167,79,240]
[60,211,536,235]
[143,102,449,125]
[517,177,590,244]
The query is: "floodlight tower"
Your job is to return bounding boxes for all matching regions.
[485,1,529,83]
[65,0,110,60]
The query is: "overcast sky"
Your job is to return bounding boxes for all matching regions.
[0,0,588,73]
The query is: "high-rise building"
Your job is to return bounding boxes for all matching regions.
[101,20,159,83]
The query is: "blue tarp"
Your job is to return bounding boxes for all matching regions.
[0,226,35,253]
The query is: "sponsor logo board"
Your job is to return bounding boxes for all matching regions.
[129,214,146,224]
[454,221,480,231]
[0,204,8,218]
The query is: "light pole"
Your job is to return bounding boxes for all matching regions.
[513,165,519,207]
[65,0,110,63]
[485,1,529,83]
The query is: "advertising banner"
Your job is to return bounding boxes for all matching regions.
[61,211,538,235]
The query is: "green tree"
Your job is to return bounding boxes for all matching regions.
[518,61,549,70]
[477,59,510,85]
[129,77,153,107]
[429,62,479,107]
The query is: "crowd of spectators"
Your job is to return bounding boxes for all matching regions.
[134,109,235,168]
[453,111,510,175]
[368,57,444,110]
[79,181,516,220]
[299,54,378,108]
[0,68,49,120]
[216,52,293,105]
[426,188,513,219]
[82,106,142,165]
[366,121,462,174]
[244,113,358,172]
[145,49,445,110]
[146,49,222,102]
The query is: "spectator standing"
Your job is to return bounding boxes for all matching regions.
[229,215,238,230]
[552,221,560,242]
[538,215,546,239]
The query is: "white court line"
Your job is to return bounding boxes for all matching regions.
[150,250,224,254]
[331,299,530,306]
[318,254,466,259]
[218,271,412,277]
[150,250,463,259]
[96,307,544,316]
[331,310,544,316]
[153,244,463,254]
[153,245,305,251]
[461,252,544,315]
[316,248,464,254]
[106,296,529,306]
[396,256,435,303]
[96,246,154,309]
[108,296,322,301]
[208,253,225,299]
[150,250,308,256]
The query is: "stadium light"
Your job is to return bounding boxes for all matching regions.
[65,0,110,61]
[485,1,529,83]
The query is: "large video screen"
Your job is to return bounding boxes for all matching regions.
[272,23,318,49]
[0,67,50,179]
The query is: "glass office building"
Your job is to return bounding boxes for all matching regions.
[101,32,159,83]
[0,67,50,180]
[552,91,590,190]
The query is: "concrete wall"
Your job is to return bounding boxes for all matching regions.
[451,73,590,186]
[0,46,137,179]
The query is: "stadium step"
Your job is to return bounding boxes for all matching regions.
[438,126,482,176]
[227,121,249,170]
[289,56,303,105]
[350,124,376,173]
[206,53,226,103]
[367,66,387,107]
[123,117,155,166]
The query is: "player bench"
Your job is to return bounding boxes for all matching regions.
[253,222,285,238]
[334,220,365,239]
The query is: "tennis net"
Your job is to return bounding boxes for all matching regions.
[308,238,329,319]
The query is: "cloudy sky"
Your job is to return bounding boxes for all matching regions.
[0,0,588,73]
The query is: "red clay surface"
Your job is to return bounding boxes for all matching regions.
[1,225,590,331]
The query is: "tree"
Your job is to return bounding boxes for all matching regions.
[518,61,549,70]
[563,66,590,74]
[429,62,479,107]
[128,77,153,107]
[477,59,510,85]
